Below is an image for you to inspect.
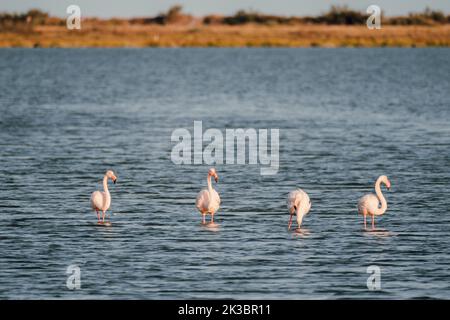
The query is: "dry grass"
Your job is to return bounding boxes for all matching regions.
[1,24,449,48]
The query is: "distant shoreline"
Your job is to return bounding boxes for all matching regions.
[1,25,449,48]
[2,6,449,48]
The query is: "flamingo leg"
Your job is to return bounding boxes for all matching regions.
[364,214,367,230]
[211,213,214,223]
[202,214,206,224]
[372,215,375,230]
[102,211,106,223]
[96,210,100,221]
[288,214,293,230]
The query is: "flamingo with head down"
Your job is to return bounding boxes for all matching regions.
[358,175,391,230]
[196,168,221,225]
[90,170,117,223]
[287,188,311,231]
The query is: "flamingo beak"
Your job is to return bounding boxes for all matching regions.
[214,175,218,183]
[113,177,117,184]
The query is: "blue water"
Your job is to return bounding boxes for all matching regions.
[0,48,449,299]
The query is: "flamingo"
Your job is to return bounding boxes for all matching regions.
[287,189,311,230]
[196,168,221,224]
[90,170,117,223]
[358,175,391,230]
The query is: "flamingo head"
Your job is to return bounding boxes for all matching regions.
[106,170,117,184]
[289,205,296,215]
[208,168,219,183]
[381,175,391,190]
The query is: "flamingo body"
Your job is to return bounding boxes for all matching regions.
[358,194,383,216]
[196,189,220,214]
[90,191,111,213]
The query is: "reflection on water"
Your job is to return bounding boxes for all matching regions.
[291,228,311,238]
[363,229,395,238]
[201,223,220,232]
[0,48,449,299]
[97,221,113,227]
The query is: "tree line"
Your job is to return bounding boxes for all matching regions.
[1,5,449,30]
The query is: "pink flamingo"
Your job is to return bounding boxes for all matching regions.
[90,170,117,223]
[358,175,391,230]
[287,189,311,230]
[196,168,221,224]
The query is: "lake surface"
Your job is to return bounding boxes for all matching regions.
[0,48,449,299]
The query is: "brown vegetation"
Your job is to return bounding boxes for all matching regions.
[1,6,449,47]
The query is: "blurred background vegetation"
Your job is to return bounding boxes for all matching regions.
[1,5,449,29]
[1,5,449,47]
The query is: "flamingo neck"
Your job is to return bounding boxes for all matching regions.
[207,174,213,197]
[103,175,110,195]
[374,177,387,215]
